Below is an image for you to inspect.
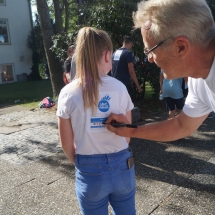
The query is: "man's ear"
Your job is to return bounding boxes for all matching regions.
[175,36,189,57]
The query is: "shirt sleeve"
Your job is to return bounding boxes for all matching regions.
[56,89,71,119]
[183,78,212,117]
[126,51,133,64]
[119,85,134,114]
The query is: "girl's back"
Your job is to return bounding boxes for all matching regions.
[58,75,133,155]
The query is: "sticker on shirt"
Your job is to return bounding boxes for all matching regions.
[88,92,120,132]
[113,50,123,61]
[98,95,111,112]
[90,117,107,129]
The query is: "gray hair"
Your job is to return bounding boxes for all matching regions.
[133,0,215,46]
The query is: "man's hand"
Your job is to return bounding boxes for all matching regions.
[137,86,142,93]
[105,113,135,137]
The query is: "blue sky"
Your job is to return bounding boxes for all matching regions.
[31,1,37,21]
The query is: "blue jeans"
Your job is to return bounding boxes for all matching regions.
[75,147,136,215]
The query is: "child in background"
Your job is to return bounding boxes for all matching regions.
[57,27,136,215]
[63,45,75,84]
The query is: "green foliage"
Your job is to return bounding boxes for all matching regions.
[51,30,79,62]
[28,14,49,79]
[32,0,161,101]
[80,0,138,48]
[146,63,160,98]
[51,4,81,62]
[39,0,215,102]
[207,0,215,20]
[79,0,160,100]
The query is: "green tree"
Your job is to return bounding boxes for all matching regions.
[80,0,160,99]
[28,14,48,80]
[31,0,215,100]
[30,0,78,97]
[35,0,64,99]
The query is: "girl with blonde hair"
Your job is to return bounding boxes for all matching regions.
[57,27,136,215]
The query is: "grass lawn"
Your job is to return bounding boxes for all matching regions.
[132,82,166,113]
[0,79,165,112]
[0,79,53,108]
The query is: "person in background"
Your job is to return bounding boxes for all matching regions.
[63,45,75,84]
[160,71,184,119]
[70,53,76,81]
[111,36,142,96]
[63,60,72,85]
[105,0,215,142]
[57,27,136,215]
[182,77,188,99]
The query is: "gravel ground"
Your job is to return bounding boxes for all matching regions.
[0,104,215,215]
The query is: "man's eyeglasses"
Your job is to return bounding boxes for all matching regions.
[144,40,166,58]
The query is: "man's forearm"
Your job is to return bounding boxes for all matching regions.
[130,72,141,89]
[131,112,206,141]
[132,118,185,141]
[128,63,141,90]
[106,112,206,142]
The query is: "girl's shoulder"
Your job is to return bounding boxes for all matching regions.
[60,79,81,96]
[102,75,121,83]
[101,76,127,91]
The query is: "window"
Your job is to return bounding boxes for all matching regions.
[0,64,15,83]
[0,0,6,6]
[0,19,10,44]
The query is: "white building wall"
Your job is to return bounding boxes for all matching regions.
[0,0,32,84]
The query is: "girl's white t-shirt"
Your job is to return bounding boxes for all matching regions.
[57,76,134,155]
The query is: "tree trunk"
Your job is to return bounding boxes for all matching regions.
[64,0,69,32]
[53,0,64,33]
[36,0,64,99]
[78,0,82,5]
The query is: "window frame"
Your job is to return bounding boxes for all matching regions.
[0,64,15,84]
[0,18,10,44]
[0,0,6,6]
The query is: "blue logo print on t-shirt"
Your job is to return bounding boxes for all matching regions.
[98,95,111,112]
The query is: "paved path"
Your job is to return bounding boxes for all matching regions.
[0,105,215,215]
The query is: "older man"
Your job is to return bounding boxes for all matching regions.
[106,0,215,141]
